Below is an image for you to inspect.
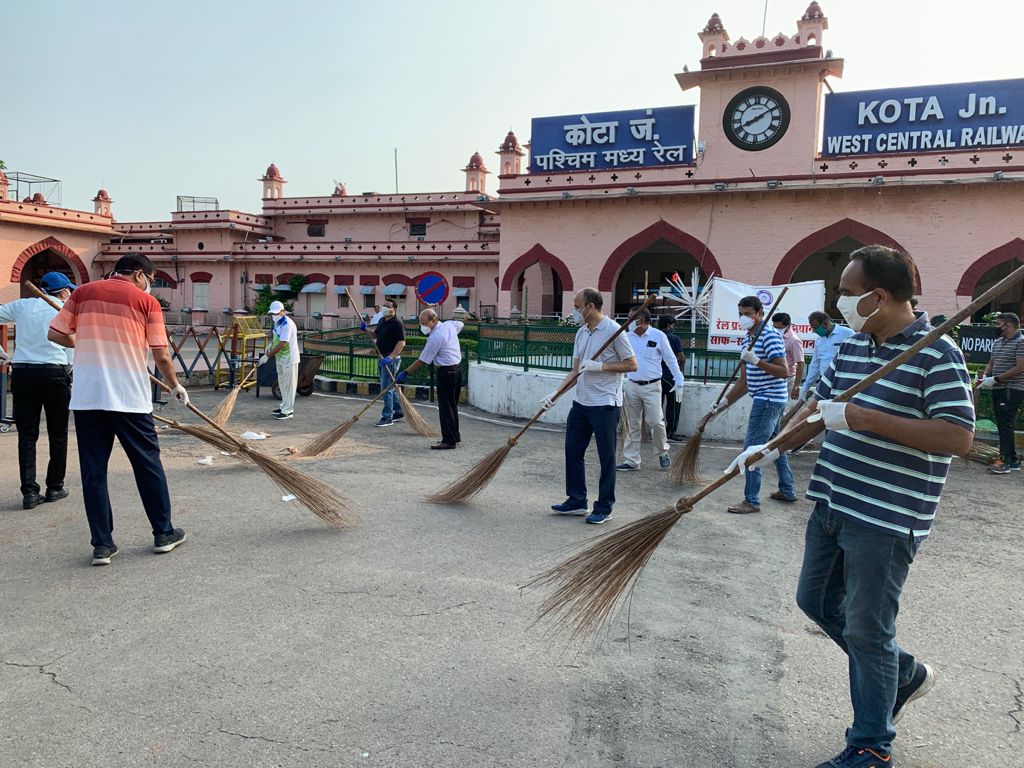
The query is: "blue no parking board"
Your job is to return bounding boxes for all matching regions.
[416,272,449,305]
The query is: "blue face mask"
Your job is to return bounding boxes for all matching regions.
[814,325,828,337]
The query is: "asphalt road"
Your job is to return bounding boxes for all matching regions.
[1,388,1020,767]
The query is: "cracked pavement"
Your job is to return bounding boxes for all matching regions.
[0,389,1020,767]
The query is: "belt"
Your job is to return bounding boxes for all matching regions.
[436,363,460,370]
[13,362,68,369]
[627,378,660,386]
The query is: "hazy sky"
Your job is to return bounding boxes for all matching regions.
[4,0,1022,221]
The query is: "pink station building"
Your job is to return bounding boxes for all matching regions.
[3,3,1024,327]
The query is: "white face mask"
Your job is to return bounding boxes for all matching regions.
[628,321,638,332]
[836,290,880,332]
[420,323,432,335]
[738,315,756,331]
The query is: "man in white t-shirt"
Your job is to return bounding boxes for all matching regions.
[259,301,300,420]
[540,288,636,524]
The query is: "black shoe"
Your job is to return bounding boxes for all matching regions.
[374,418,394,428]
[667,434,686,444]
[430,442,456,450]
[392,413,405,422]
[92,544,119,566]
[45,488,69,503]
[272,408,283,415]
[22,493,45,510]
[153,528,187,554]
[274,412,294,420]
[551,498,588,515]
[893,662,935,724]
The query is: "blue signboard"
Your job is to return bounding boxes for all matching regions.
[822,78,1024,156]
[416,272,449,305]
[530,106,695,172]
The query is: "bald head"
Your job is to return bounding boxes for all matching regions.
[419,308,438,324]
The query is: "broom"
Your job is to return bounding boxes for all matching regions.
[343,286,439,438]
[149,375,354,528]
[298,379,401,458]
[209,365,257,427]
[425,296,658,504]
[669,286,792,485]
[527,262,1024,640]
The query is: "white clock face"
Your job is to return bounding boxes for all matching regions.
[724,87,790,151]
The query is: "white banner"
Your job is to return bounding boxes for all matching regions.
[707,277,826,353]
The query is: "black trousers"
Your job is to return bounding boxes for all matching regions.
[993,388,1024,464]
[11,364,71,497]
[74,410,175,548]
[661,377,681,437]
[564,402,620,514]
[436,364,462,446]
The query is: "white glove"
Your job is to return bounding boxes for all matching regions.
[539,391,559,411]
[979,376,996,390]
[725,443,780,475]
[580,359,604,374]
[0,347,10,364]
[740,349,759,365]
[170,383,190,407]
[816,399,849,430]
[708,401,725,417]
[258,354,269,366]
[674,384,685,403]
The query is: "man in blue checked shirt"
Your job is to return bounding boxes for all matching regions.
[729,246,974,768]
[715,294,796,514]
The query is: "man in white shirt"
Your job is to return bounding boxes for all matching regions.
[259,301,299,420]
[617,308,684,471]
[396,309,464,449]
[540,288,637,524]
[0,272,75,509]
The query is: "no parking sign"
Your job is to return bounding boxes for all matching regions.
[415,271,449,305]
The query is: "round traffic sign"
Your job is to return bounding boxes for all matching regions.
[416,271,449,305]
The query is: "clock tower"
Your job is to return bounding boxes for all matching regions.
[676,3,843,180]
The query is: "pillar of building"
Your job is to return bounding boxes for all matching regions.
[93,188,113,217]
[462,152,489,194]
[260,163,286,200]
[496,130,525,176]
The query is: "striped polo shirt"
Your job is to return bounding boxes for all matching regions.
[50,277,168,413]
[809,315,975,539]
[990,331,1024,391]
[744,326,789,403]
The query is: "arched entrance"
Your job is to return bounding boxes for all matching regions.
[599,222,721,316]
[773,219,913,318]
[10,236,90,298]
[500,244,574,318]
[957,239,1024,321]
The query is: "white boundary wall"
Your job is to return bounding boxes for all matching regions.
[468,361,755,441]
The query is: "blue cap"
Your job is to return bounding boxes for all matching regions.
[39,272,76,293]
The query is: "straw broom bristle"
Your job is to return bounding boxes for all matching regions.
[209,386,243,427]
[397,388,440,438]
[423,440,515,504]
[298,415,358,458]
[526,503,690,640]
[669,428,705,484]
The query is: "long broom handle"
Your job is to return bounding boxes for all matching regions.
[343,286,403,385]
[508,295,658,443]
[679,261,1024,509]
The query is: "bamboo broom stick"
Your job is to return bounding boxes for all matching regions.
[425,295,659,505]
[669,285,792,484]
[209,365,257,427]
[528,262,1024,640]
[297,378,401,458]
[343,286,439,438]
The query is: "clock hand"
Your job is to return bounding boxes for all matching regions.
[742,107,772,128]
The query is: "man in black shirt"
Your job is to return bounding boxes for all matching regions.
[658,315,686,441]
[364,299,406,427]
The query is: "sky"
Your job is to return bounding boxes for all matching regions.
[4,0,1023,221]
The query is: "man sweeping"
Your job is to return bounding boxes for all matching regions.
[259,301,299,421]
[396,309,463,449]
[728,246,974,768]
[362,298,405,428]
[0,272,75,509]
[977,312,1024,474]
[48,253,190,566]
[541,288,637,525]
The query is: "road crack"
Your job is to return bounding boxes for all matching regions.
[2,659,92,713]
[1009,679,1023,734]
[399,600,476,618]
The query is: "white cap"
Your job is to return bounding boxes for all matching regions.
[268,300,285,314]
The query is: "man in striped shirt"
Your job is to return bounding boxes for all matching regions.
[48,254,190,566]
[718,295,795,514]
[977,312,1024,473]
[737,246,974,768]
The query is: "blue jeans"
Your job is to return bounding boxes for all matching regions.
[743,398,794,506]
[564,402,619,514]
[796,502,921,754]
[74,410,175,548]
[379,359,403,421]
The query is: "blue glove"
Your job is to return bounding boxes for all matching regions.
[381,356,393,365]
[359,322,367,331]
[395,370,408,383]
